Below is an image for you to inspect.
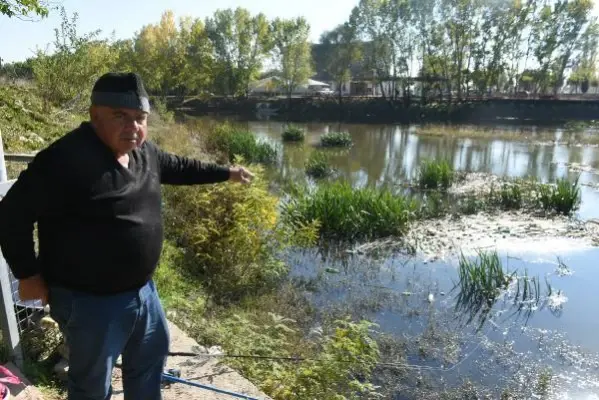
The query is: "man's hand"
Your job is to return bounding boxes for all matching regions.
[229,166,255,184]
[18,274,48,305]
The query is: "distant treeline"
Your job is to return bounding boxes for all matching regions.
[0,0,598,110]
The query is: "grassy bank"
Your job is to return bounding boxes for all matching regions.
[2,83,384,399]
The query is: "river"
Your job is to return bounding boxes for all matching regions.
[191,117,599,399]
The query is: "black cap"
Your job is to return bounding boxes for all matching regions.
[90,72,151,113]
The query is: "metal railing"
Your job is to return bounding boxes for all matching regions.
[0,129,38,369]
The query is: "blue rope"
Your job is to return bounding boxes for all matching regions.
[161,372,262,400]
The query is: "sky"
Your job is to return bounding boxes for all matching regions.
[0,0,358,63]
[1,0,599,64]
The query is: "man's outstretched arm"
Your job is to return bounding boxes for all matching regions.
[149,142,254,185]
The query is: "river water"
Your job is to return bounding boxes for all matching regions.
[194,118,599,398]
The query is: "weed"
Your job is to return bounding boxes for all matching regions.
[305,151,334,178]
[498,183,523,210]
[321,131,353,147]
[282,125,305,142]
[417,159,455,190]
[204,123,278,164]
[536,177,581,215]
[282,181,418,242]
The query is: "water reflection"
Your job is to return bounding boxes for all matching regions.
[289,246,599,398]
[235,120,599,219]
[190,116,599,396]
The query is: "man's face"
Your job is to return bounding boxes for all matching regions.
[90,105,149,156]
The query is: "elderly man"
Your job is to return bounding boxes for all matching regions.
[0,72,253,400]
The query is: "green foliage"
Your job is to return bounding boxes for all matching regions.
[205,123,278,164]
[417,159,455,190]
[536,177,581,215]
[0,85,81,153]
[282,181,418,242]
[151,97,174,123]
[163,164,290,300]
[271,17,314,97]
[206,8,272,96]
[497,183,523,210]
[457,251,513,303]
[0,0,48,18]
[319,23,361,97]
[320,131,353,147]
[305,151,334,178]
[282,126,305,142]
[264,318,381,400]
[31,7,118,110]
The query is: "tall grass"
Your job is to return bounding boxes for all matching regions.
[282,125,305,142]
[204,123,278,164]
[282,181,418,242]
[417,159,455,189]
[536,177,581,215]
[320,131,353,147]
[305,151,334,178]
[494,183,523,210]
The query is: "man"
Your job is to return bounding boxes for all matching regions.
[0,72,253,400]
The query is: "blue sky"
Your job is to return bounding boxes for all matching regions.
[1,0,598,64]
[0,0,357,63]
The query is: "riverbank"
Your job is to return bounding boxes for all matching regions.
[173,96,599,125]
[5,82,599,399]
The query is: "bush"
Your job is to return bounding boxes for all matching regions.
[321,132,353,147]
[305,152,334,178]
[163,164,290,300]
[417,159,455,189]
[263,318,381,400]
[282,181,418,242]
[204,123,278,165]
[282,126,305,142]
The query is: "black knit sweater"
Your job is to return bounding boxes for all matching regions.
[0,122,230,294]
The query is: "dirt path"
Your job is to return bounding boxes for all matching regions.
[109,321,270,400]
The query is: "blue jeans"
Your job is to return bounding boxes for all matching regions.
[48,280,169,400]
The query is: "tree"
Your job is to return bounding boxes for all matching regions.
[178,16,214,96]
[132,11,192,97]
[31,7,117,110]
[205,8,272,97]
[0,0,48,19]
[271,17,313,99]
[320,23,361,101]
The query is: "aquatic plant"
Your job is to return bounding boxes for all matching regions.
[282,126,306,142]
[204,123,278,164]
[321,131,353,147]
[281,181,418,242]
[496,183,523,210]
[305,151,335,178]
[536,177,581,215]
[417,159,455,190]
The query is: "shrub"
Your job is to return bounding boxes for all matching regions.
[321,132,353,147]
[305,152,334,178]
[417,159,455,189]
[204,123,278,164]
[282,181,418,242]
[263,318,381,400]
[282,126,305,142]
[163,164,289,300]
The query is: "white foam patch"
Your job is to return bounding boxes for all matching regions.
[463,237,595,258]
